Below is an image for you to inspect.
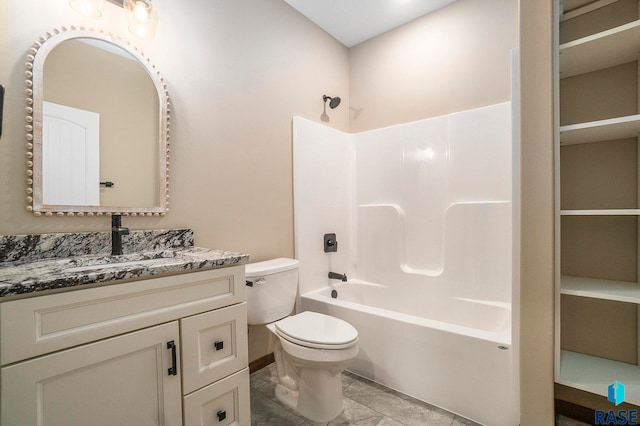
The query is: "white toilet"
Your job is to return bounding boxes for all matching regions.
[246,258,359,423]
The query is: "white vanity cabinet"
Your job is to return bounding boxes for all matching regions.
[0,265,250,426]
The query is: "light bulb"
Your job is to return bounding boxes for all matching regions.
[69,0,105,18]
[124,0,158,38]
[133,1,149,23]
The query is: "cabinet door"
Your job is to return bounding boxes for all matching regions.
[1,322,182,426]
[183,368,250,426]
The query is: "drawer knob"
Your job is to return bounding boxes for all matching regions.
[214,340,224,351]
[217,410,226,422]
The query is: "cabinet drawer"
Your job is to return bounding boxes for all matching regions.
[1,266,245,365]
[183,368,250,426]
[181,302,248,395]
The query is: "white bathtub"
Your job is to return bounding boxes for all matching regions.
[301,280,519,426]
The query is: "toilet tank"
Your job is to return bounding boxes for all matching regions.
[245,258,299,325]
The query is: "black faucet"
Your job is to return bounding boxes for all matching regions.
[328,272,347,282]
[111,215,130,256]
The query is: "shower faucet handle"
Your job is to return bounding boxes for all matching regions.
[324,233,338,252]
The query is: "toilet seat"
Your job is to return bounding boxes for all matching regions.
[275,311,358,350]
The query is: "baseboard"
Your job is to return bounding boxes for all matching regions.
[249,353,275,373]
[555,399,596,425]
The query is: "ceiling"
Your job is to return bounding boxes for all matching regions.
[283,0,456,48]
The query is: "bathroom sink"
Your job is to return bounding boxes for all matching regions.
[59,250,179,274]
[63,257,173,273]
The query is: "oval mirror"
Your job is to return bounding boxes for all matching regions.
[25,28,170,217]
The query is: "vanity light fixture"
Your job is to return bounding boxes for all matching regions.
[69,0,105,18]
[69,0,158,39]
[123,0,159,39]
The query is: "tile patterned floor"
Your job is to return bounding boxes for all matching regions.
[250,363,481,426]
[250,364,592,425]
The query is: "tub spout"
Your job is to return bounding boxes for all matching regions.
[328,272,347,282]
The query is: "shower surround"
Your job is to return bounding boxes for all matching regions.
[292,102,518,425]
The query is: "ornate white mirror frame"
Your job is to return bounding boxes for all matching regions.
[25,27,170,217]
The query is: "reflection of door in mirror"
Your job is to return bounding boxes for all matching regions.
[43,39,159,208]
[42,101,100,206]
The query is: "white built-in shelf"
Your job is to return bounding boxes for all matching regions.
[561,209,640,215]
[559,114,640,145]
[559,19,640,78]
[559,350,640,405]
[561,275,640,304]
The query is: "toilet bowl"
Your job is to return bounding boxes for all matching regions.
[246,258,359,423]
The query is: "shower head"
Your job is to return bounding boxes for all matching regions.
[323,95,341,109]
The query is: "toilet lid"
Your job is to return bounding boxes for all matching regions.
[275,311,358,349]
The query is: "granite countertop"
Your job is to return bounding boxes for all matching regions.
[0,247,250,299]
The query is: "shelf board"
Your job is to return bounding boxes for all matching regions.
[561,209,640,216]
[559,351,640,405]
[559,114,640,145]
[561,275,640,304]
[559,20,640,78]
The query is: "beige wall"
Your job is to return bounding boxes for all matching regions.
[519,0,555,424]
[349,0,518,132]
[0,0,349,259]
